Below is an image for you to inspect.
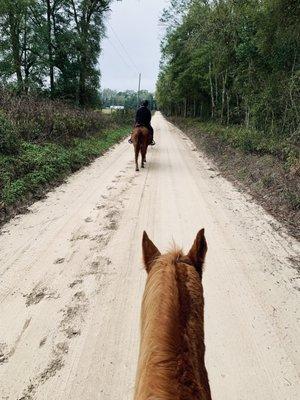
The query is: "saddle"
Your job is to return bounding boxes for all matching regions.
[134,123,148,128]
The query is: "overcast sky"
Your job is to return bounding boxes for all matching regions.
[99,0,168,93]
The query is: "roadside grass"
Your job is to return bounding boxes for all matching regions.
[0,126,130,209]
[0,91,135,222]
[179,119,299,170]
[170,117,300,238]
[101,108,112,114]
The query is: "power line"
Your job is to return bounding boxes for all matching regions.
[108,21,140,74]
[106,37,136,77]
[104,22,143,98]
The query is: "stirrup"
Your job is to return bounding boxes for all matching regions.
[150,140,156,146]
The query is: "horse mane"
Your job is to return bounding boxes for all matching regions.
[135,249,210,400]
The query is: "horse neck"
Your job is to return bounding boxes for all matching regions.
[135,254,211,400]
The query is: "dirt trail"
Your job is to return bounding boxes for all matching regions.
[0,112,299,400]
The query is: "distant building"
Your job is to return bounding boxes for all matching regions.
[110,105,125,110]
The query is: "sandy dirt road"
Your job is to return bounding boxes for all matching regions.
[0,112,299,400]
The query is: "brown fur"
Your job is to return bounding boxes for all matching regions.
[134,231,211,400]
[131,126,150,171]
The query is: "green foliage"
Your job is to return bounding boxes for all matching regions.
[0,111,19,154]
[109,109,135,125]
[0,90,132,209]
[157,0,300,138]
[0,0,113,106]
[172,117,299,169]
[0,126,130,206]
[101,89,155,110]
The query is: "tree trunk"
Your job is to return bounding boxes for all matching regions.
[221,71,227,124]
[245,102,250,127]
[289,53,299,119]
[209,62,215,118]
[215,74,218,112]
[245,61,252,127]
[46,0,54,97]
[226,93,230,125]
[23,8,29,93]
[79,15,88,107]
[8,11,23,91]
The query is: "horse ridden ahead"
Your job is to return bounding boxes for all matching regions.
[129,100,155,171]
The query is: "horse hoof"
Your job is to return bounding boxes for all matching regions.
[136,168,139,172]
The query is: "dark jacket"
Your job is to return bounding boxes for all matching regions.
[135,106,151,126]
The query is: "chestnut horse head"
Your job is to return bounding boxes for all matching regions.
[131,125,150,171]
[134,230,212,400]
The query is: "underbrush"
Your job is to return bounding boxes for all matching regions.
[177,118,299,170]
[0,126,130,210]
[170,117,300,239]
[0,91,134,220]
[0,90,134,143]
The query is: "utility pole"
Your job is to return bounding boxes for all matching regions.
[137,73,141,107]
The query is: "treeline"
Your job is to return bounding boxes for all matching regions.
[0,0,112,106]
[101,89,155,109]
[157,0,300,136]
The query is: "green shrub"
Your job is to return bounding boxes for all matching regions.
[0,90,133,144]
[284,191,300,211]
[0,111,20,155]
[0,90,132,210]
[0,126,130,207]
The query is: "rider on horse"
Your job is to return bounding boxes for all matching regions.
[129,100,155,145]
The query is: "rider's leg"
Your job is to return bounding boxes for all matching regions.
[128,129,134,144]
[148,126,155,145]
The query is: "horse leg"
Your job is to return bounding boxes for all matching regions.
[141,146,147,168]
[135,144,140,171]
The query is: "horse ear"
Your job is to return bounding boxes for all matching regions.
[142,231,161,273]
[187,229,207,275]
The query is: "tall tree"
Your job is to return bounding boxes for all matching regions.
[0,0,113,106]
[157,0,300,136]
[68,0,110,105]
[0,0,30,90]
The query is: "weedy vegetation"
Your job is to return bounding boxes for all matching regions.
[0,92,133,221]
